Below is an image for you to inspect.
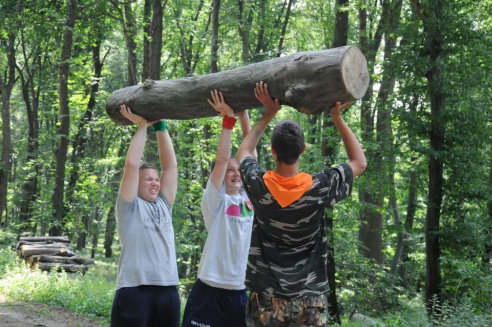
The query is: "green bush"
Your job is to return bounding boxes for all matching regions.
[0,247,22,278]
[0,229,17,246]
[0,256,113,325]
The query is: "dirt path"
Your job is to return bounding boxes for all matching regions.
[0,295,105,327]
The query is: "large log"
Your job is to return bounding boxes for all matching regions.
[20,245,74,257]
[16,241,71,250]
[106,45,369,125]
[29,255,94,265]
[19,236,70,243]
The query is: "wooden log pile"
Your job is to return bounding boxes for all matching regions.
[16,236,94,274]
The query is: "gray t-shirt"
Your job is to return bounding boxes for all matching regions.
[115,192,179,289]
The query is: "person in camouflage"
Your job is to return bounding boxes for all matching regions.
[236,81,367,327]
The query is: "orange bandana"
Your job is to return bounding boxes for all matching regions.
[263,171,313,208]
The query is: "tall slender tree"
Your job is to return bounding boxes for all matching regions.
[142,0,166,81]
[50,0,77,236]
[0,31,17,226]
[411,0,445,313]
[357,0,398,264]
[323,0,350,322]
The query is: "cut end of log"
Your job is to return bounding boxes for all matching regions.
[341,46,370,100]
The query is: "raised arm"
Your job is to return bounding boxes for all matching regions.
[235,110,257,161]
[207,90,235,191]
[237,81,281,163]
[330,101,367,177]
[153,120,178,205]
[119,105,147,202]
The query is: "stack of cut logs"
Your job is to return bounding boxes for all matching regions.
[16,236,94,274]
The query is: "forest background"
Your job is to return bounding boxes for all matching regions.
[0,0,491,326]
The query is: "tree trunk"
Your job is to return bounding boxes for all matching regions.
[50,0,76,236]
[323,0,351,322]
[417,0,445,314]
[377,0,403,270]
[0,33,17,226]
[150,0,163,80]
[210,0,220,73]
[484,155,492,266]
[142,0,152,81]
[275,0,294,58]
[109,0,138,86]
[17,37,42,229]
[104,207,116,258]
[124,1,138,86]
[357,0,394,265]
[238,0,253,63]
[91,208,102,259]
[104,142,125,258]
[398,96,419,283]
[142,0,164,81]
[67,43,107,209]
[76,215,89,250]
[106,46,369,125]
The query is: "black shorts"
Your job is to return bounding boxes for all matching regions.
[182,279,247,327]
[111,285,181,327]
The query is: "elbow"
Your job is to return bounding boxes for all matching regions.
[359,158,367,173]
[125,158,140,170]
[168,159,178,170]
[350,158,367,178]
[215,152,231,165]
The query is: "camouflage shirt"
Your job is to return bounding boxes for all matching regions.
[239,156,353,300]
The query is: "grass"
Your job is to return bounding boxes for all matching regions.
[0,243,192,326]
[1,233,491,326]
[0,246,114,325]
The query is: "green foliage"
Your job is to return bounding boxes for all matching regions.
[429,298,492,327]
[0,248,113,325]
[0,246,21,278]
[0,229,17,246]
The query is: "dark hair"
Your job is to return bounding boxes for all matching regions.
[139,162,158,171]
[271,120,304,165]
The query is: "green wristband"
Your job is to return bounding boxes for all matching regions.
[152,120,168,132]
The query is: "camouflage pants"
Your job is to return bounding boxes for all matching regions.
[245,291,328,327]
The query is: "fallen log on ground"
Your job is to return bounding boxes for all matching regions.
[106,45,369,125]
[20,245,74,257]
[20,236,70,243]
[29,255,94,265]
[33,262,89,273]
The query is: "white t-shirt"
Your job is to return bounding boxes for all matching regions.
[115,192,179,290]
[198,180,254,289]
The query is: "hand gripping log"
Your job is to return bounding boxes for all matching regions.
[106,45,369,125]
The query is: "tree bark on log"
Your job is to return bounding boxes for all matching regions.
[20,236,70,243]
[16,241,71,249]
[20,245,74,257]
[29,255,94,265]
[106,45,369,125]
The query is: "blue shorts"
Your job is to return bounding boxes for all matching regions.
[182,279,247,327]
[111,285,181,327]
